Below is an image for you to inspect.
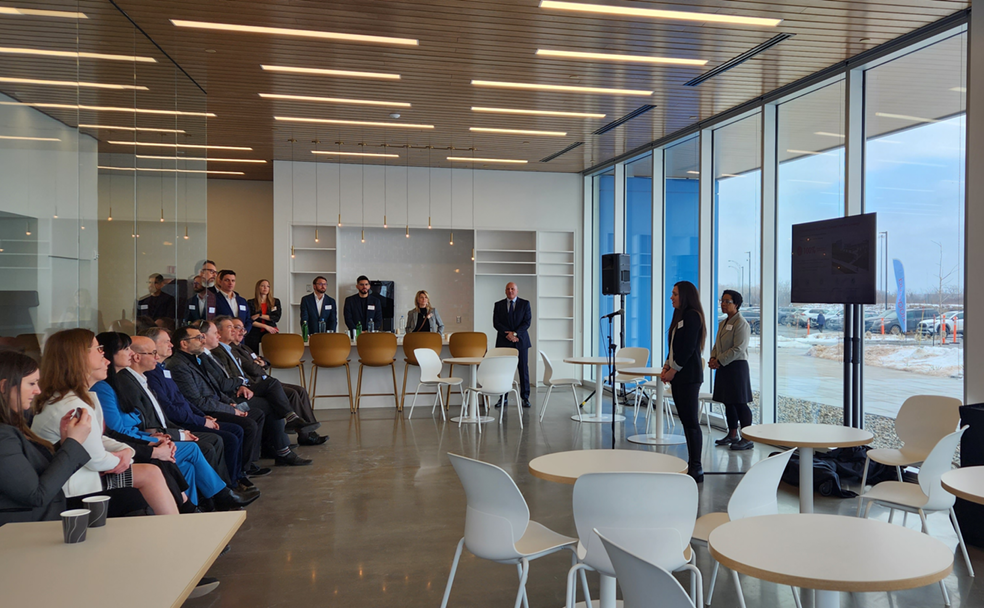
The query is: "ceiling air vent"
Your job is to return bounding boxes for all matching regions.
[540,141,584,163]
[684,33,795,87]
[592,104,657,136]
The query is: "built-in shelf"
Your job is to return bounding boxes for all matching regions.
[290,225,338,333]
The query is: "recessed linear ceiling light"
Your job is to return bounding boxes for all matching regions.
[0,46,157,62]
[0,135,60,141]
[259,93,410,108]
[536,49,707,66]
[539,0,782,27]
[108,141,252,151]
[99,166,244,175]
[951,87,966,93]
[814,131,845,138]
[136,154,267,163]
[170,19,418,46]
[447,156,527,164]
[312,151,400,158]
[79,124,186,133]
[0,76,147,90]
[0,7,87,18]
[786,149,835,156]
[472,106,605,118]
[472,79,651,96]
[470,127,567,136]
[261,65,400,80]
[274,116,434,129]
[0,101,214,117]
[874,112,940,124]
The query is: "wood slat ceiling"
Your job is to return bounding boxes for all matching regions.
[0,0,969,180]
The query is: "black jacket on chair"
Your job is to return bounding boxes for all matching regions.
[667,308,705,385]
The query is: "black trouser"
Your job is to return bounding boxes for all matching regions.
[188,426,243,484]
[251,377,294,419]
[211,410,262,466]
[671,381,703,467]
[502,344,530,401]
[69,488,149,518]
[725,402,753,432]
[245,396,290,453]
[283,383,316,424]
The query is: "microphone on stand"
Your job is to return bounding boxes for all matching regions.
[601,308,624,320]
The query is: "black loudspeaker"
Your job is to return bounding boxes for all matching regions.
[601,253,631,295]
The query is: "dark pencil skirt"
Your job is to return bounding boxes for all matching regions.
[712,359,753,404]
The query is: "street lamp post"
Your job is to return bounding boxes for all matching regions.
[729,260,744,296]
[879,231,889,310]
[744,250,752,305]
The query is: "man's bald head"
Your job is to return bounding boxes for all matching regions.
[505,282,518,299]
[129,336,159,373]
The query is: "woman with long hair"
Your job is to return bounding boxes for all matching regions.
[0,351,92,525]
[31,328,179,516]
[405,290,445,334]
[246,279,281,353]
[661,281,708,482]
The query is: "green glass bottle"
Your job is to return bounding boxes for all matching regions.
[301,320,309,341]
[356,322,362,337]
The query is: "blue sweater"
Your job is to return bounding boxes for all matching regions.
[91,380,158,444]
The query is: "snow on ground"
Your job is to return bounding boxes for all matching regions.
[807,341,963,378]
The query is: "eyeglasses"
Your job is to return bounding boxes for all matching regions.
[181,334,206,342]
[90,345,104,353]
[133,350,158,356]
[720,299,734,304]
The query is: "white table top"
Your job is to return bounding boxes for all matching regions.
[529,449,688,485]
[740,423,873,449]
[565,356,633,366]
[708,513,952,592]
[443,356,485,365]
[620,366,666,375]
[942,467,984,505]
[0,511,245,608]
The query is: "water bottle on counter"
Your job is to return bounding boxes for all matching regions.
[368,318,375,333]
[398,315,405,335]
[318,319,326,334]
[301,320,309,341]
[356,322,362,337]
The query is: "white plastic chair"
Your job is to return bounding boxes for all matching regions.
[407,348,464,421]
[691,449,797,608]
[856,395,962,516]
[466,356,523,428]
[614,347,649,413]
[440,454,577,608]
[859,427,972,606]
[633,380,675,431]
[487,347,522,396]
[596,530,700,608]
[538,350,581,422]
[566,472,701,608]
[698,393,725,436]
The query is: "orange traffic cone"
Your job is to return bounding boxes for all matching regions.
[881,318,885,335]
[807,318,811,336]
[942,320,948,345]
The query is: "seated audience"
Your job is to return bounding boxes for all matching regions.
[137,273,176,323]
[405,290,445,334]
[31,328,177,516]
[0,351,92,526]
[247,279,281,354]
[214,270,252,332]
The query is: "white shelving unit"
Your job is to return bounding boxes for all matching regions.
[537,231,576,379]
[289,225,337,333]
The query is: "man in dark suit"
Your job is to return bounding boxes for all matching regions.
[492,281,533,408]
[343,275,382,333]
[300,276,337,334]
[137,273,176,323]
[213,269,252,332]
[186,276,217,324]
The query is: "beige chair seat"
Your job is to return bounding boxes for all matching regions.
[859,480,931,509]
[866,447,930,468]
[691,512,730,543]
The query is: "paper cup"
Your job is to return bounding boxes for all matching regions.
[81,495,110,527]
[60,509,90,544]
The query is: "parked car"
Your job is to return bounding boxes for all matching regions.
[864,308,937,335]
[778,307,798,326]
[917,311,964,337]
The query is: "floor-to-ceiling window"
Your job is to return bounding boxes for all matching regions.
[712,115,763,420]
[863,33,966,446]
[663,137,700,340]
[625,154,653,357]
[593,170,617,368]
[775,81,846,423]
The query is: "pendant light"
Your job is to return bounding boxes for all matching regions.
[427,145,432,229]
[471,147,476,261]
[336,140,342,227]
[183,170,189,239]
[25,221,31,236]
[405,141,410,238]
[360,143,366,243]
[53,206,58,219]
[449,143,454,246]
[383,144,388,228]
[289,137,296,259]
[313,136,320,243]
[159,170,165,222]
[108,206,113,221]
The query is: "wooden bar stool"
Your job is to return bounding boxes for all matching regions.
[445,332,487,408]
[355,332,399,411]
[309,333,355,413]
[261,333,307,390]
[401,332,443,411]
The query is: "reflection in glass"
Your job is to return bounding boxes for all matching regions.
[624,155,652,355]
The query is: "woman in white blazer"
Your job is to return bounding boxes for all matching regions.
[31,328,178,516]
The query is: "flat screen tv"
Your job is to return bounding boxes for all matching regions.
[790,213,876,305]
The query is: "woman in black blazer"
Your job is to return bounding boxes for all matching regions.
[661,281,708,482]
[247,279,282,354]
[0,351,92,526]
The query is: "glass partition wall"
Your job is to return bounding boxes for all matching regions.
[0,1,207,350]
[587,26,967,442]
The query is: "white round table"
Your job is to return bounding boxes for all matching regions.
[444,357,494,424]
[529,448,688,608]
[619,367,686,446]
[941,467,984,505]
[740,423,873,513]
[564,357,632,423]
[709,513,953,608]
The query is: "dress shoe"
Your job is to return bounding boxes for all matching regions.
[236,483,261,498]
[189,577,220,598]
[213,487,260,510]
[245,465,271,477]
[238,477,256,489]
[298,433,328,446]
[285,417,321,434]
[715,435,739,447]
[730,439,754,451]
[687,464,704,483]
[220,544,232,557]
[275,450,313,466]
[522,399,531,409]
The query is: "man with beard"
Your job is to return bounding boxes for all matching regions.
[186,275,217,324]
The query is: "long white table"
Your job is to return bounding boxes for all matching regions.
[0,511,245,608]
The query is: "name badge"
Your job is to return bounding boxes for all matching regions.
[139,304,148,310]
[725,324,733,331]
[163,370,172,379]
[677,320,684,329]
[368,305,376,311]
[239,304,247,311]
[250,353,258,359]
[326,305,332,310]
[272,306,278,312]
[188,304,195,310]
[208,307,215,314]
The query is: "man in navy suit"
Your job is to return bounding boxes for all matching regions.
[492,282,532,408]
[213,269,252,332]
[300,276,337,333]
[343,275,383,332]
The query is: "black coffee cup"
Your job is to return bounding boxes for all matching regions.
[60,509,90,544]
[82,495,110,527]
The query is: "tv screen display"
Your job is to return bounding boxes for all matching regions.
[790,213,876,305]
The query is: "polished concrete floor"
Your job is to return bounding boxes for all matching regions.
[186,390,984,608]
